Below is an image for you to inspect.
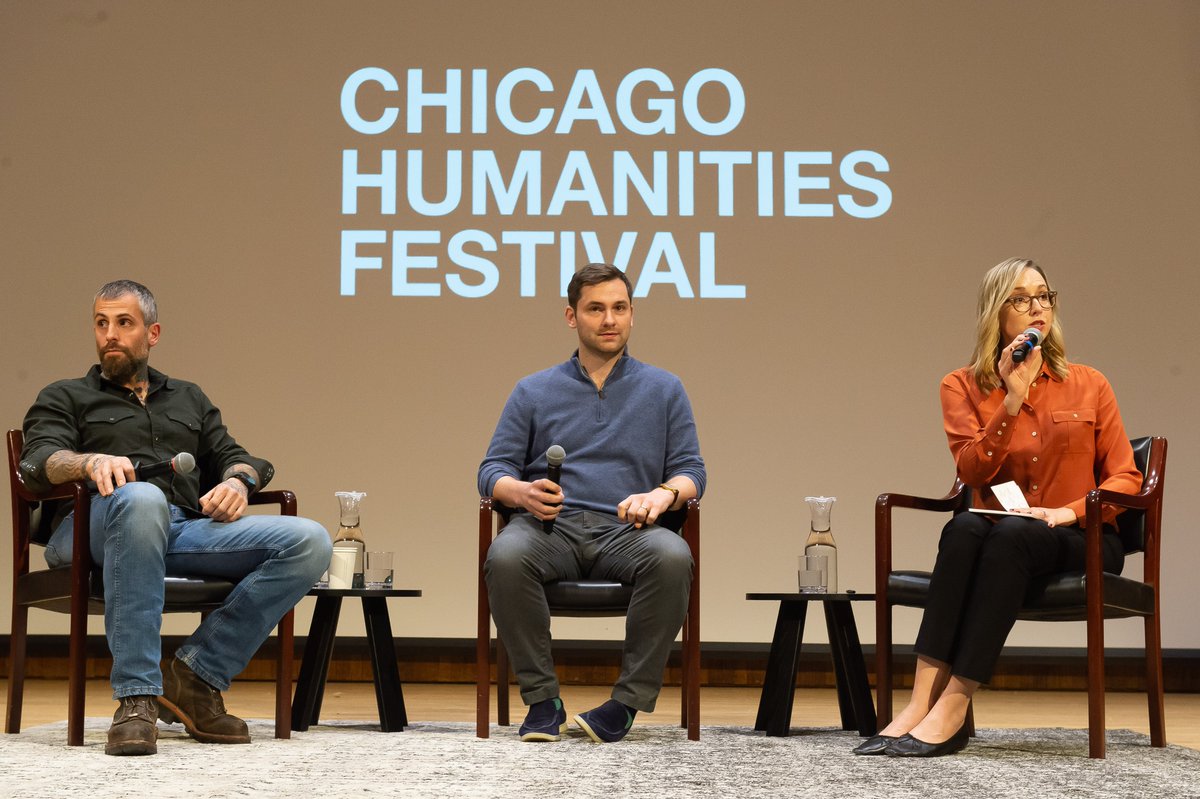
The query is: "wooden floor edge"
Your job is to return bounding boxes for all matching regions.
[3,634,1198,692]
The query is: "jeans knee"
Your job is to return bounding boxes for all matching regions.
[99,483,170,549]
[111,482,170,519]
[294,519,333,571]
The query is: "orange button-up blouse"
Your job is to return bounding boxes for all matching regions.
[940,363,1141,524]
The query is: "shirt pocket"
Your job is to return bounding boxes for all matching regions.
[82,407,140,461]
[1051,408,1097,454]
[162,410,203,454]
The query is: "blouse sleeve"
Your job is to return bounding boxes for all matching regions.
[940,371,1014,486]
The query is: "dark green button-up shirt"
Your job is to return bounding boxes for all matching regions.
[20,365,273,534]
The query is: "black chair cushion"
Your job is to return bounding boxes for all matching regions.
[543,580,634,616]
[888,569,1155,622]
[16,566,236,614]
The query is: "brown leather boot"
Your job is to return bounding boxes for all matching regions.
[158,658,251,744]
[106,695,159,756]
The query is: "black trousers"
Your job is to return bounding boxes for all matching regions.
[913,512,1124,684]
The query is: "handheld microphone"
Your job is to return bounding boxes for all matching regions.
[1011,327,1041,364]
[543,445,565,533]
[135,452,196,480]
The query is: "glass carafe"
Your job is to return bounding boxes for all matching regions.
[333,491,367,589]
[803,495,838,594]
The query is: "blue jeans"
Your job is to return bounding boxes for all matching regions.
[45,482,332,699]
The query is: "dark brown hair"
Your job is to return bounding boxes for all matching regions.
[567,263,633,309]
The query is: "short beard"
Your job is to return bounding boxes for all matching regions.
[100,352,149,386]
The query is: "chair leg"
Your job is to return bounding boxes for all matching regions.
[679,623,689,729]
[274,609,294,740]
[67,595,88,747]
[1144,613,1166,747]
[5,602,28,733]
[1086,603,1107,759]
[875,602,893,729]
[496,638,510,726]
[683,602,700,741]
[965,700,976,737]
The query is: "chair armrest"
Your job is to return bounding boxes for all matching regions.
[12,476,86,505]
[681,498,700,559]
[1082,436,1167,595]
[250,489,296,516]
[479,497,495,562]
[875,480,968,515]
[874,480,967,601]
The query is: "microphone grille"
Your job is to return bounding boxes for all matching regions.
[546,445,566,467]
[1023,327,1042,345]
[174,452,197,474]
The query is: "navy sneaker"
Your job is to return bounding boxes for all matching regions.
[519,697,567,742]
[574,699,637,743]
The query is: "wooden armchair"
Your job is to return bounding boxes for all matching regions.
[873,435,1167,758]
[5,429,297,745]
[475,498,701,740]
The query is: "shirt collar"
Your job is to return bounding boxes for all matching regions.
[86,364,173,394]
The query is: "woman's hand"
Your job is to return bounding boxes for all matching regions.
[1015,506,1076,528]
[999,331,1044,414]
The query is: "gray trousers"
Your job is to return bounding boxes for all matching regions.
[483,510,693,712]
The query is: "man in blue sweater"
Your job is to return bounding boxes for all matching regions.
[478,263,706,743]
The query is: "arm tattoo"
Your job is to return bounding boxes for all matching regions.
[45,451,97,484]
[222,464,260,484]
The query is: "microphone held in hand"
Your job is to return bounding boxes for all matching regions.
[135,452,196,480]
[1011,327,1041,364]
[543,445,566,533]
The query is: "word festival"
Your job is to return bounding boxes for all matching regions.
[338,67,894,299]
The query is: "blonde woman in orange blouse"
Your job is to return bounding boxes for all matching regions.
[857,258,1141,757]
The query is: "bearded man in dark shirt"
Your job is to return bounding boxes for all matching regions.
[20,280,331,756]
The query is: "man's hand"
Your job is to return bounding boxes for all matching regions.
[617,486,675,529]
[1014,506,1076,528]
[200,479,249,523]
[85,454,137,497]
[518,478,564,521]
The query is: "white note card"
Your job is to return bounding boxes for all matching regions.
[991,480,1029,512]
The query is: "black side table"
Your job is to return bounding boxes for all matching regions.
[291,587,422,732]
[746,592,877,737]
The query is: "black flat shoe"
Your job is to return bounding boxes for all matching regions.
[852,734,898,755]
[884,724,970,757]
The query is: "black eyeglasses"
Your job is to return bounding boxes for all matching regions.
[1004,291,1057,312]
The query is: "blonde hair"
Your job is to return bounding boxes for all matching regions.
[969,258,1068,392]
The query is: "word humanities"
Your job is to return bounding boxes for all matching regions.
[340,229,743,299]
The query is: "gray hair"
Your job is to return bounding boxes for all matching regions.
[94,280,158,324]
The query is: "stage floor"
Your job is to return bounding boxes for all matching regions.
[5,679,1198,751]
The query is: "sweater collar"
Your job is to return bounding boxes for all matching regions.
[568,349,632,385]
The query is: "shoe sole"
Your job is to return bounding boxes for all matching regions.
[105,739,157,756]
[520,721,568,742]
[573,714,614,744]
[158,698,251,745]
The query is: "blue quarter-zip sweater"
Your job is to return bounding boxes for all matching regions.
[478,351,706,514]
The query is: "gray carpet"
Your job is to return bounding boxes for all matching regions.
[2,719,1198,798]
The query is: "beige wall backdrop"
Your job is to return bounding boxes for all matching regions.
[2,1,1198,651]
